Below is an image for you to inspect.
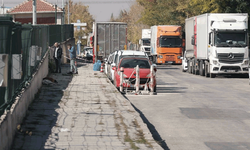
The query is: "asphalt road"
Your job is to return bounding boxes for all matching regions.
[126,65,250,150]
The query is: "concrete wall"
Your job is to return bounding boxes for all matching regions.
[0,51,49,150]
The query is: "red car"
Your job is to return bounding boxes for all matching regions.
[113,57,157,92]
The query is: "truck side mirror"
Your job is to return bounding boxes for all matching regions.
[209,32,213,46]
[191,35,195,45]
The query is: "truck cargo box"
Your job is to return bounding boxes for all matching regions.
[94,22,127,62]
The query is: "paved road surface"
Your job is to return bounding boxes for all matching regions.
[127,65,250,150]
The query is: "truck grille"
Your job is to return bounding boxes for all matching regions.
[144,48,150,51]
[218,53,244,64]
[220,66,241,72]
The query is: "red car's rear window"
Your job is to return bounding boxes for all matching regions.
[120,59,150,68]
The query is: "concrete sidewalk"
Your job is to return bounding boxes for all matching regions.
[11,62,162,150]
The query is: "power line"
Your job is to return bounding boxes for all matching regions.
[71,0,134,4]
[4,0,135,4]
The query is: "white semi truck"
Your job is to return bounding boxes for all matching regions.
[184,13,249,78]
[139,29,151,55]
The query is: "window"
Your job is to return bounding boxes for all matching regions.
[142,39,150,46]
[160,36,182,47]
[120,59,150,68]
[215,31,247,47]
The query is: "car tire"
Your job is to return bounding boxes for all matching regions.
[205,63,209,78]
[192,60,195,75]
[187,60,191,74]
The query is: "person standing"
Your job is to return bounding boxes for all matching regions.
[53,42,62,73]
[67,44,78,74]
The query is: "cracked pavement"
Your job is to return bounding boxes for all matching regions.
[11,62,162,150]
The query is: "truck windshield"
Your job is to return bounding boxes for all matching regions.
[142,39,150,46]
[160,36,182,47]
[215,31,247,47]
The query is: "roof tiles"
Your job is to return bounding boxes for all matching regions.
[9,0,62,13]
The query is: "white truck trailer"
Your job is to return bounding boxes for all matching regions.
[139,29,151,55]
[93,22,127,62]
[184,13,249,78]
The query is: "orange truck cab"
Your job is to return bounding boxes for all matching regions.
[150,25,183,64]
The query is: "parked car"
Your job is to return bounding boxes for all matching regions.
[115,50,148,66]
[106,50,148,82]
[84,47,93,61]
[113,57,156,92]
[105,51,116,79]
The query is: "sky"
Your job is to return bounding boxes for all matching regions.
[2,0,136,21]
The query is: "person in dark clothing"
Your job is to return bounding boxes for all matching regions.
[53,42,62,73]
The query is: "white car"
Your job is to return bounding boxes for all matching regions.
[105,52,116,79]
[181,51,188,72]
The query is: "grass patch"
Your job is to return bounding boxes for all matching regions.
[119,114,139,150]
[133,119,153,148]
[107,100,116,108]
[99,119,104,125]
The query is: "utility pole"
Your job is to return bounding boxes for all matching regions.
[61,0,65,24]
[32,0,37,25]
[55,4,57,24]
[1,0,4,14]
[67,0,70,24]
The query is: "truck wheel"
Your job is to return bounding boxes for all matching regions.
[204,64,209,78]
[199,60,205,76]
[210,73,216,78]
[192,60,195,74]
[187,60,191,74]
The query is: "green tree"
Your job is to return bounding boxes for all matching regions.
[137,0,191,27]
[110,2,149,44]
[65,0,94,45]
[189,0,250,28]
[189,0,250,15]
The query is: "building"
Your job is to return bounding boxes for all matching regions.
[8,0,63,24]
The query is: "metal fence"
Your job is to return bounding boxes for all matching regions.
[0,16,74,115]
[49,25,74,46]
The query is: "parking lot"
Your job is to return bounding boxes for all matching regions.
[126,65,250,150]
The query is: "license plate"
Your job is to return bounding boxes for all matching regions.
[165,61,173,64]
[226,70,236,72]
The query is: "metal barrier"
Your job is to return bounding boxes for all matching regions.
[0,16,74,115]
[117,65,156,95]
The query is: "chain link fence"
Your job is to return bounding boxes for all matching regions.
[0,16,74,115]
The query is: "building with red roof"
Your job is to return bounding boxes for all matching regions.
[8,0,63,24]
